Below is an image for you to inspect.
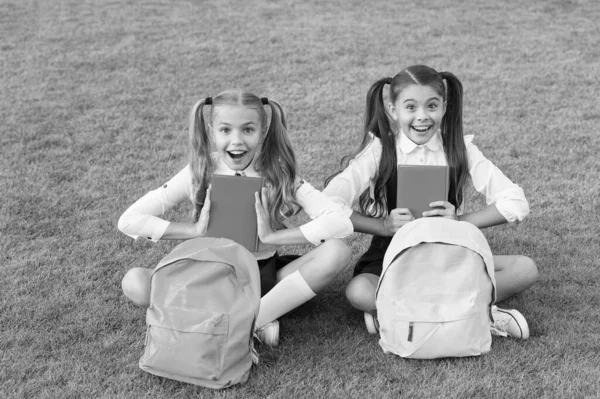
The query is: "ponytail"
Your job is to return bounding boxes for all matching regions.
[326,77,397,217]
[254,99,300,229]
[189,98,215,221]
[440,71,468,209]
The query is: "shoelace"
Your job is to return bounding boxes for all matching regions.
[250,340,259,365]
[490,318,510,337]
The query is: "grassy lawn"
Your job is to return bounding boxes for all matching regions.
[2,0,599,397]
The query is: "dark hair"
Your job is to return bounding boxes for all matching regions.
[190,90,299,229]
[326,65,469,216]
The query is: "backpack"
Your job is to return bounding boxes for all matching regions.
[139,237,261,388]
[376,218,496,359]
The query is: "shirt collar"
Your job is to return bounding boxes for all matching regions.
[398,129,443,153]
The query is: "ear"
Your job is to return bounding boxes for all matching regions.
[387,102,399,121]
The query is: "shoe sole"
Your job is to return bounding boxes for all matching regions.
[364,312,378,335]
[496,308,530,340]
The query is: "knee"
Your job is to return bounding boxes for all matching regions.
[345,275,376,311]
[122,267,151,308]
[345,278,362,306]
[521,256,539,286]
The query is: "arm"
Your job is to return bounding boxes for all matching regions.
[160,187,211,239]
[457,203,508,228]
[323,136,417,236]
[350,208,415,236]
[424,136,529,227]
[117,165,210,241]
[255,181,354,246]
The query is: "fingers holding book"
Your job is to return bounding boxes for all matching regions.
[422,201,458,220]
[383,208,415,235]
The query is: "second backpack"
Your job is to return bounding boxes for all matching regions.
[139,237,261,389]
[376,218,496,359]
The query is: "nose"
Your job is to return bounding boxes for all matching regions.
[230,129,243,144]
[415,107,428,121]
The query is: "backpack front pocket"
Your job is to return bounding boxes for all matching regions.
[379,293,489,359]
[141,309,229,381]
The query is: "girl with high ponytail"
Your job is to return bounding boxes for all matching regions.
[118,90,353,346]
[324,65,538,339]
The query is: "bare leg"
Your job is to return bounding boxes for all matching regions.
[121,267,152,308]
[344,273,379,313]
[256,239,352,327]
[275,239,352,292]
[493,255,538,303]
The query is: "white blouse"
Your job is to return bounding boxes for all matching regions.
[323,130,529,223]
[118,155,353,258]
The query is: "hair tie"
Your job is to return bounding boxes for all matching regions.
[261,97,269,105]
[204,97,213,105]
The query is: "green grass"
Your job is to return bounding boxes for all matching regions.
[2,0,600,397]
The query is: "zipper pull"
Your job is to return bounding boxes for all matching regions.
[407,322,414,342]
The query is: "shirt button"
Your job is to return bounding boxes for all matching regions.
[163,184,167,188]
[320,239,325,243]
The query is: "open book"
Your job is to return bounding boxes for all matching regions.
[205,174,264,252]
[396,165,449,219]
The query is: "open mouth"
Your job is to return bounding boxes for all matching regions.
[227,150,247,160]
[411,125,432,134]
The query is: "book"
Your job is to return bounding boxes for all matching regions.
[205,174,264,252]
[396,165,449,219]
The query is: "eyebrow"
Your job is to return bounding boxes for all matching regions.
[403,97,442,104]
[215,121,258,126]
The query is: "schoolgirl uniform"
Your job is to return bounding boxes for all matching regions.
[323,130,530,277]
[118,154,353,296]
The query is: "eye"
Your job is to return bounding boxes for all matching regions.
[405,104,416,111]
[243,127,256,134]
[428,103,438,110]
[220,127,230,133]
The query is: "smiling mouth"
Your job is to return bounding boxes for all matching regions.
[227,150,247,159]
[411,125,432,133]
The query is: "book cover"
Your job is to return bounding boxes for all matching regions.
[205,174,264,252]
[396,165,449,219]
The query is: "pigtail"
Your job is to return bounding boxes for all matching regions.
[325,77,396,217]
[189,98,216,221]
[362,77,398,216]
[439,72,469,209]
[254,99,300,229]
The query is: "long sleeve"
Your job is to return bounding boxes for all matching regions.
[322,133,382,215]
[117,165,194,241]
[294,180,354,246]
[465,136,529,222]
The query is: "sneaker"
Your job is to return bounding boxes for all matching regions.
[364,312,379,335]
[255,320,279,347]
[491,306,530,340]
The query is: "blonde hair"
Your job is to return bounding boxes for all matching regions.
[189,89,300,229]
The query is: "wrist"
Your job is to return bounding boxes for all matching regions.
[380,218,390,236]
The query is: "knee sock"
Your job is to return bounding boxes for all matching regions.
[255,270,316,328]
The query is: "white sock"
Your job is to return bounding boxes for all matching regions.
[255,270,316,328]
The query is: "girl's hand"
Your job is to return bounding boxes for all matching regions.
[195,186,212,236]
[383,208,415,236]
[255,187,277,244]
[422,201,458,220]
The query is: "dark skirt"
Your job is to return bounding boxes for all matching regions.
[257,253,300,296]
[352,235,393,277]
